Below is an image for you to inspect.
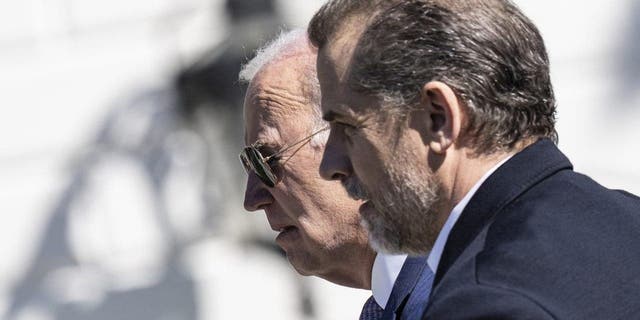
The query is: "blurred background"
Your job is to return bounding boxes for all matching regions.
[0,0,638,319]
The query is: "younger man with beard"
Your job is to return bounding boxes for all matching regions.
[310,0,640,318]
[240,29,434,319]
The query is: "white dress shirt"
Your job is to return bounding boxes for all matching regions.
[371,253,407,308]
[427,156,513,274]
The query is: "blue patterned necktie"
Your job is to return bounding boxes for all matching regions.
[359,295,384,320]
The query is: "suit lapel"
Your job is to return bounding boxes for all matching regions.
[382,256,429,319]
[433,139,573,287]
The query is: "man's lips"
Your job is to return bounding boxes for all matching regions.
[270,224,297,233]
[265,209,297,234]
[274,225,299,244]
[265,210,299,244]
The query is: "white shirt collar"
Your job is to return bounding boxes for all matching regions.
[427,155,513,273]
[371,253,407,308]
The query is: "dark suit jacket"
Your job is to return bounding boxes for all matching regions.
[422,139,640,319]
[382,256,434,320]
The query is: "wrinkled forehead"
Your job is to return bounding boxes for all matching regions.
[243,78,309,146]
[244,105,281,146]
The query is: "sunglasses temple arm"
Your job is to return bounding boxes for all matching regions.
[265,126,329,161]
[281,139,310,167]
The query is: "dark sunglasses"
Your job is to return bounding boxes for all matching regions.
[240,126,329,187]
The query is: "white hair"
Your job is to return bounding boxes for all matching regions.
[239,29,328,147]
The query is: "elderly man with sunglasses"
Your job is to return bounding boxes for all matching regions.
[239,29,434,320]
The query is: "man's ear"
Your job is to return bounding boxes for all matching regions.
[416,81,463,154]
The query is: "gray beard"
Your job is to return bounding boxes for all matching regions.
[362,162,442,255]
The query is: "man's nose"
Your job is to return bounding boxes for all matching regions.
[319,129,352,181]
[244,173,273,211]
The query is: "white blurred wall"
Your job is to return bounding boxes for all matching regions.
[0,0,638,320]
[518,0,640,193]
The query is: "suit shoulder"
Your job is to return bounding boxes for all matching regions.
[487,170,640,243]
[424,282,554,319]
[470,170,640,318]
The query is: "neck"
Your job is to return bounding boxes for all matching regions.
[453,153,510,203]
[436,147,521,227]
[319,249,376,290]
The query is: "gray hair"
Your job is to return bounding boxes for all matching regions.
[239,29,328,147]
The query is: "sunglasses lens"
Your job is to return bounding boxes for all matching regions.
[240,128,328,188]
[245,147,277,187]
[239,151,252,172]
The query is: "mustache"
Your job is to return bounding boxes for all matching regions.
[342,178,369,200]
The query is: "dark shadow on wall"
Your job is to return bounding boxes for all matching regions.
[3,1,320,319]
[4,89,199,320]
[176,0,285,153]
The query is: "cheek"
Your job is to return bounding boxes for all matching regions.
[317,186,363,226]
[277,176,326,221]
[282,159,363,231]
[302,185,358,225]
[349,141,387,184]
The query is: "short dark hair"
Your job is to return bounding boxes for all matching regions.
[308,0,393,49]
[309,0,557,154]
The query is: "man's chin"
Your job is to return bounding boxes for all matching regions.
[370,236,405,255]
[286,253,315,276]
[368,235,402,255]
[360,207,434,255]
[360,215,400,254]
[366,228,432,255]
